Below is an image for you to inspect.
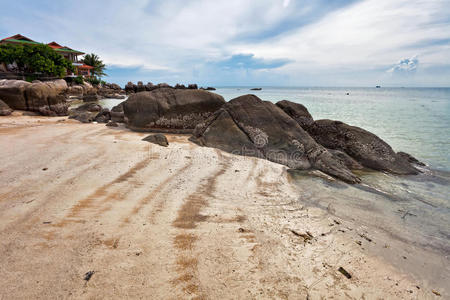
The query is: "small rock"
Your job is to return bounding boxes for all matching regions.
[432,290,441,296]
[142,133,169,147]
[84,271,95,281]
[106,121,118,127]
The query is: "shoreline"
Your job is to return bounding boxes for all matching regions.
[0,114,447,299]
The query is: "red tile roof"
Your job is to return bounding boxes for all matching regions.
[47,41,63,49]
[1,34,35,42]
[78,64,94,69]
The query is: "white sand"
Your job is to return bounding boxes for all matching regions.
[0,113,442,299]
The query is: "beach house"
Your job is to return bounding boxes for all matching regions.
[0,34,93,77]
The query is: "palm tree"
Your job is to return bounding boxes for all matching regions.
[81,53,107,78]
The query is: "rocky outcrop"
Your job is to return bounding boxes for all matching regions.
[83,92,101,102]
[69,103,107,123]
[142,133,169,147]
[94,108,111,123]
[111,102,125,123]
[305,120,419,175]
[123,88,225,133]
[277,100,420,176]
[276,100,314,128]
[0,79,69,116]
[174,84,186,89]
[124,81,213,93]
[145,82,155,91]
[136,81,146,93]
[192,95,361,183]
[0,99,13,116]
[157,83,172,89]
[125,82,136,94]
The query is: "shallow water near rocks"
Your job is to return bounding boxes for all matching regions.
[213,86,450,292]
[288,169,450,293]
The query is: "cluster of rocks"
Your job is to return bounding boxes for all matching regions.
[110,87,421,183]
[0,79,70,116]
[0,78,128,116]
[68,102,119,127]
[0,77,422,183]
[192,95,421,183]
[67,81,126,102]
[125,81,215,94]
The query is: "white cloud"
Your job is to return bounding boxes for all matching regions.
[1,0,449,85]
[387,56,419,74]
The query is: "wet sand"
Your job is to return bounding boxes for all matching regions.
[0,113,445,299]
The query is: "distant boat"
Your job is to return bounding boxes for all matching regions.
[250,88,262,91]
[376,85,381,88]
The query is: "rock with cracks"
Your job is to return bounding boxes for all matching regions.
[306,119,419,175]
[123,88,225,133]
[0,79,69,116]
[192,94,361,183]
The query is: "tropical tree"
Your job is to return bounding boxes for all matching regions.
[81,53,107,78]
[0,43,74,77]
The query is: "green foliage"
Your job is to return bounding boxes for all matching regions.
[81,53,107,77]
[0,43,74,77]
[25,75,38,82]
[85,76,101,85]
[74,75,84,84]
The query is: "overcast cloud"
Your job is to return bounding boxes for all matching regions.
[0,0,449,86]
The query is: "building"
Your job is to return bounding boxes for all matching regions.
[0,34,94,77]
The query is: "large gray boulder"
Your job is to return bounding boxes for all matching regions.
[278,100,420,175]
[0,79,69,116]
[123,88,225,133]
[306,120,419,175]
[0,80,32,110]
[0,99,13,116]
[192,94,361,183]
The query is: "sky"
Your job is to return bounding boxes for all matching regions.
[1,0,450,87]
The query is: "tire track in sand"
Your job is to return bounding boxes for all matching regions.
[120,158,194,225]
[171,150,231,298]
[55,156,156,227]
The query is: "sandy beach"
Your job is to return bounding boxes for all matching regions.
[0,113,444,299]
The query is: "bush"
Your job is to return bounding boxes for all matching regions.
[74,75,84,84]
[0,43,74,77]
[85,76,101,85]
[25,75,38,82]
